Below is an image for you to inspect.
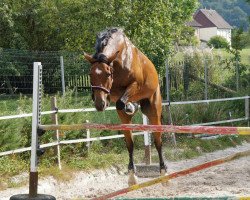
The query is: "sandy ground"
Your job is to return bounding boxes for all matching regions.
[1,142,250,200]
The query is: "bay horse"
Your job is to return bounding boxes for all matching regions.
[84,28,167,185]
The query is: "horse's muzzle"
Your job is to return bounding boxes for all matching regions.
[94,96,110,111]
[95,100,106,111]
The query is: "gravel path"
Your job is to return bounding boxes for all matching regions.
[1,142,250,200]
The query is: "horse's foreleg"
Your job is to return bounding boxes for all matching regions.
[116,82,140,111]
[116,110,137,186]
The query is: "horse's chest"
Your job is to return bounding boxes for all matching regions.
[113,70,131,85]
[110,87,126,102]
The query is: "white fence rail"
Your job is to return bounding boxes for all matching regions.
[0,96,249,157]
[0,111,56,121]
[1,96,249,120]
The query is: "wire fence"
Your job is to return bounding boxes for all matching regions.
[0,48,89,94]
[0,48,247,100]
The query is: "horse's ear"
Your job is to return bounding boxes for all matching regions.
[108,51,119,64]
[84,52,96,64]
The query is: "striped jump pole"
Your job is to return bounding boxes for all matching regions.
[39,123,250,135]
[91,149,250,200]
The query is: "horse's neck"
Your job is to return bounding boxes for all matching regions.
[102,34,135,82]
[102,33,124,58]
[108,36,133,70]
[113,39,137,88]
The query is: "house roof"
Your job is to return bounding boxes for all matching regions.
[194,9,233,29]
[186,20,202,27]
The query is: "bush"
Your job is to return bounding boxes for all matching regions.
[208,36,229,49]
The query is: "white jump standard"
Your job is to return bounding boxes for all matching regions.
[9,63,56,200]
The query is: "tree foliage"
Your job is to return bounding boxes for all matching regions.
[207,36,229,49]
[219,27,250,93]
[0,0,199,74]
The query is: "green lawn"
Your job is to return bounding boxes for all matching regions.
[241,47,250,65]
[208,47,250,65]
[172,47,249,66]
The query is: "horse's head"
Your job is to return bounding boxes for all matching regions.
[84,52,118,111]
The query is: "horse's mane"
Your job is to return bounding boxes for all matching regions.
[94,27,124,56]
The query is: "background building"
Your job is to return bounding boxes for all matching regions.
[191,9,233,45]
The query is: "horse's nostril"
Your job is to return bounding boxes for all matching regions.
[101,101,106,109]
[95,100,106,111]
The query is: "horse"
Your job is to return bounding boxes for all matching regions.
[84,27,167,186]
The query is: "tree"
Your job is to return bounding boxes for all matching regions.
[0,0,199,75]
[70,0,199,74]
[207,36,229,49]
[246,0,250,23]
[222,27,250,92]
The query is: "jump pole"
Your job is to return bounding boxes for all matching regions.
[91,149,250,200]
[10,63,56,200]
[39,123,250,135]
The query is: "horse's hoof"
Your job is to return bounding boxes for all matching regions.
[160,169,170,186]
[125,102,138,115]
[128,171,138,186]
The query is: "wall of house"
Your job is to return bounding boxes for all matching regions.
[199,27,217,42]
[194,27,200,40]
[217,28,231,45]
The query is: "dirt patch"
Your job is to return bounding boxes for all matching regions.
[1,143,250,200]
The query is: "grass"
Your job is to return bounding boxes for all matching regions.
[172,47,249,65]
[209,47,250,66]
[0,94,32,116]
[0,90,249,190]
[241,47,250,65]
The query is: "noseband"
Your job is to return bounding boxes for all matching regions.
[91,85,111,94]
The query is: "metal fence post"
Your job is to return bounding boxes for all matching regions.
[245,96,249,127]
[204,59,208,100]
[236,59,239,92]
[143,114,151,165]
[51,96,61,170]
[165,60,170,102]
[60,56,66,95]
[165,60,176,146]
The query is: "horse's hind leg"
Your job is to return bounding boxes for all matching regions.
[116,110,137,186]
[140,87,167,175]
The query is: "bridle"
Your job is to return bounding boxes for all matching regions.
[90,60,113,95]
[91,85,111,94]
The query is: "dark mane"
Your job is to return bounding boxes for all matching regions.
[94,27,123,54]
